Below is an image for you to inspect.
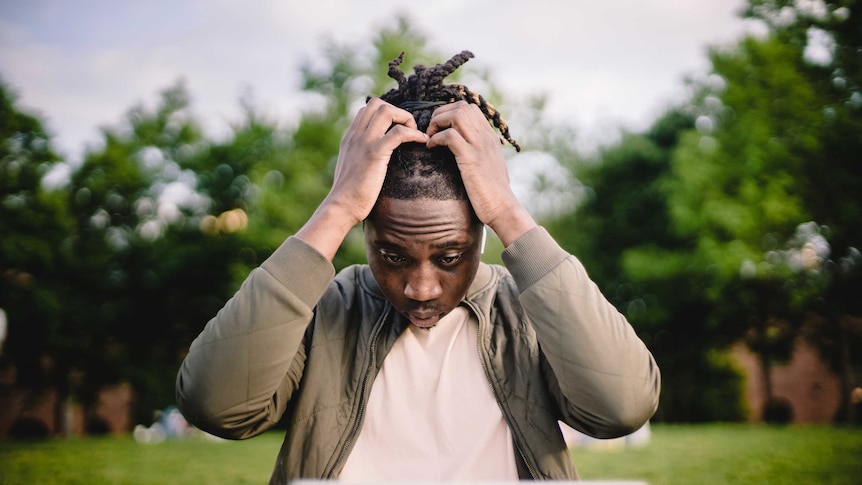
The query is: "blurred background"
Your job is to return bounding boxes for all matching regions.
[1,0,860,441]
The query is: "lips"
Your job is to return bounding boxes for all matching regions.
[407,311,442,328]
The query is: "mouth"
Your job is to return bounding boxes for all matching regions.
[406,311,442,328]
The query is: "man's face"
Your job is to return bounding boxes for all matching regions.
[364,197,483,329]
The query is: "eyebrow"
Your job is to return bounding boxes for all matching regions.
[432,240,470,250]
[373,239,471,251]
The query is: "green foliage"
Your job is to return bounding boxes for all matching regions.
[742,0,862,321]
[543,0,862,423]
[0,80,70,390]
[667,36,816,282]
[58,82,241,416]
[666,0,862,421]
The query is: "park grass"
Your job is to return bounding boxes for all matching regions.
[1,424,860,484]
[0,432,280,484]
[570,424,862,484]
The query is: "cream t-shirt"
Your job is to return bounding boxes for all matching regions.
[339,306,519,481]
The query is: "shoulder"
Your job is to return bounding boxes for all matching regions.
[466,263,523,316]
[322,264,388,306]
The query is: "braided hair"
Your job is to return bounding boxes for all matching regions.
[377,50,520,152]
[374,50,519,202]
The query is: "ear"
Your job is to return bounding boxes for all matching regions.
[480,225,487,254]
[362,218,373,239]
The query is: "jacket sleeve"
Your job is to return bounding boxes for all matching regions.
[175,236,335,439]
[501,226,660,438]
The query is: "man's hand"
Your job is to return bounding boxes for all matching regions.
[296,98,428,260]
[426,101,536,247]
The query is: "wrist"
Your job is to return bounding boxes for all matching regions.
[295,199,361,261]
[487,203,537,248]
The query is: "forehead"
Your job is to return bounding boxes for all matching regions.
[366,197,477,243]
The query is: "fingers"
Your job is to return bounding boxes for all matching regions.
[350,98,427,150]
[425,101,466,138]
[335,98,428,181]
[386,124,430,145]
[377,99,420,132]
[425,127,470,154]
[426,101,496,148]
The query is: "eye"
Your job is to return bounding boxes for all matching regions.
[380,251,407,265]
[437,254,463,266]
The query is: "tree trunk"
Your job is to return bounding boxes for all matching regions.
[838,318,857,424]
[758,350,773,421]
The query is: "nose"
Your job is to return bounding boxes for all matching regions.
[403,263,442,302]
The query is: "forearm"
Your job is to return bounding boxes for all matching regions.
[176,236,335,438]
[502,227,660,436]
[295,199,360,261]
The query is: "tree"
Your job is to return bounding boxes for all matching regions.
[56,82,236,423]
[0,79,70,401]
[544,108,747,422]
[744,0,862,423]
[662,0,862,421]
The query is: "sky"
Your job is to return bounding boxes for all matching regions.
[0,0,753,165]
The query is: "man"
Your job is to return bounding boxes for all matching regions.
[176,51,660,482]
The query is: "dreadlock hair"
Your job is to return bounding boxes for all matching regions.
[378,50,520,150]
[374,50,520,203]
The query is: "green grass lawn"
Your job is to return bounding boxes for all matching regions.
[571,424,862,484]
[1,424,860,484]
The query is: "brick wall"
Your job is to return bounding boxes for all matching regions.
[731,340,842,423]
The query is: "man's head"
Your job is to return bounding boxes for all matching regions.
[365,142,483,329]
[363,51,518,328]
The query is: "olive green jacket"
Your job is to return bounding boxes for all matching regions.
[176,227,660,482]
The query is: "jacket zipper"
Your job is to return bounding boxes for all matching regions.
[465,300,538,480]
[326,307,388,478]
